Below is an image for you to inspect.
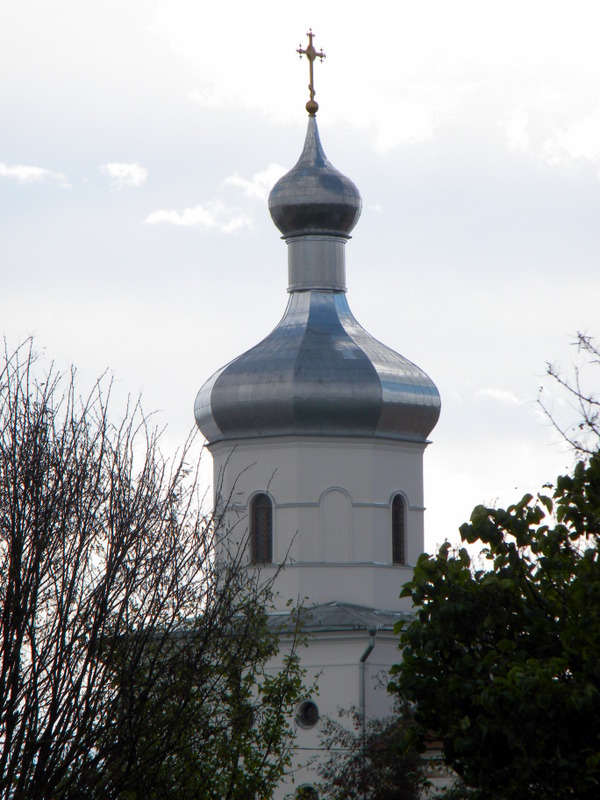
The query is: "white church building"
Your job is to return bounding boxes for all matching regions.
[194,32,441,798]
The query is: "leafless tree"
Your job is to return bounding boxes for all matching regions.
[539,332,600,456]
[0,341,304,800]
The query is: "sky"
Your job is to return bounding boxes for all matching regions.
[2,0,600,550]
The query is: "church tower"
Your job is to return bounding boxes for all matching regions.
[195,31,440,796]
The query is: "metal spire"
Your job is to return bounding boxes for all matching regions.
[297,28,326,116]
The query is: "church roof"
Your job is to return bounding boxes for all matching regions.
[269,601,411,634]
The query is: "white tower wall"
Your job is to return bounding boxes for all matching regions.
[210,435,428,612]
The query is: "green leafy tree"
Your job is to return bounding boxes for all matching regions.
[0,342,304,800]
[391,453,600,800]
[316,705,423,800]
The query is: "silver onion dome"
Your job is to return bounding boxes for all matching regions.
[269,116,362,239]
[195,291,440,443]
[195,117,441,444]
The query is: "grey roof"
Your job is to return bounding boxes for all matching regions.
[269,601,411,634]
[195,290,440,443]
[268,116,362,239]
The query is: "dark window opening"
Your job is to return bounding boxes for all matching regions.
[250,493,273,564]
[296,700,319,729]
[392,494,406,565]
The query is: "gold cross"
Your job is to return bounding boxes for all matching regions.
[297,29,326,116]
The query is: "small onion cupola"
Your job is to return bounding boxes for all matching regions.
[268,116,362,240]
[195,32,440,446]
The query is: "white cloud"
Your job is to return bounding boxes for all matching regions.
[542,110,600,171]
[504,108,531,151]
[475,388,521,406]
[223,163,286,201]
[0,162,68,185]
[144,199,251,233]
[189,87,233,109]
[101,162,147,189]
[152,0,600,159]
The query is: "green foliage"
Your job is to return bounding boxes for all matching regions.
[102,600,305,800]
[390,453,600,800]
[316,705,423,800]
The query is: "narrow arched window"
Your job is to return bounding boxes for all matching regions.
[250,493,273,564]
[392,494,406,565]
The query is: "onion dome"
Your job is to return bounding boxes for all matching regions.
[195,291,440,444]
[194,115,441,445]
[268,116,362,239]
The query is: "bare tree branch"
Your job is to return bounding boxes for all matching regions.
[538,332,600,456]
[0,341,304,800]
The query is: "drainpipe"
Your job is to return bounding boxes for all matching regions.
[359,627,377,798]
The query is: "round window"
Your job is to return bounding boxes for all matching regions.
[296,700,319,729]
[296,786,318,800]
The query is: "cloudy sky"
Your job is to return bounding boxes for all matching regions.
[3,0,600,549]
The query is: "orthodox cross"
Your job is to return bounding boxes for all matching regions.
[297,29,326,116]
